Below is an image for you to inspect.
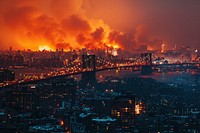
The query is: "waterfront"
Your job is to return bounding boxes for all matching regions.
[13,68,200,90]
[97,70,200,90]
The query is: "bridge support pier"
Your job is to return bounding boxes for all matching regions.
[81,71,96,85]
[141,66,152,75]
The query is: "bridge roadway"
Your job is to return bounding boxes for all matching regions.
[0,65,141,88]
[0,62,200,88]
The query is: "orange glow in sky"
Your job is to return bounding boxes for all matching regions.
[1,0,199,51]
[39,45,53,51]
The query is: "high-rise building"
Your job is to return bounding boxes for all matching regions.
[111,93,135,130]
[4,86,37,112]
[13,54,24,66]
[0,69,15,82]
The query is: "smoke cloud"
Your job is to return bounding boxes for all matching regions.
[84,0,200,49]
[1,0,199,51]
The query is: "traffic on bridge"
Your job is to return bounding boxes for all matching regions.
[1,53,200,88]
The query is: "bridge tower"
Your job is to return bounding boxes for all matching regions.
[141,53,152,75]
[81,54,96,85]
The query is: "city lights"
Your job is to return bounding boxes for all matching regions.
[0,0,200,132]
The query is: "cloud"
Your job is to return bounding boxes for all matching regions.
[62,15,91,34]
[1,0,199,51]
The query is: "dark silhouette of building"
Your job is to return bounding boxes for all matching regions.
[13,54,24,66]
[0,69,15,82]
[4,86,37,112]
[0,54,13,67]
[111,93,135,130]
[91,117,117,132]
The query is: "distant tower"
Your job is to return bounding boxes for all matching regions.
[9,46,12,52]
[161,43,165,53]
[174,44,177,50]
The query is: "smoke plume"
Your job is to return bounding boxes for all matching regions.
[3,0,198,51]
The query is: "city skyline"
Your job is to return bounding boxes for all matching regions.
[1,1,200,132]
[0,0,200,52]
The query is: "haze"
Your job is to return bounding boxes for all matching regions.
[0,0,200,51]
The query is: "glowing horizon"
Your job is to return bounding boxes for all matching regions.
[39,45,54,51]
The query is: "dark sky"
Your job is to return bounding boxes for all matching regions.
[84,0,200,48]
[0,0,200,50]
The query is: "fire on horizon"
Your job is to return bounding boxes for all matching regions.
[0,0,200,51]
